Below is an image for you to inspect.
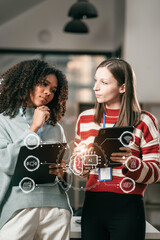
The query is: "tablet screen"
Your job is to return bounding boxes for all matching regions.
[12,142,67,186]
[92,126,134,168]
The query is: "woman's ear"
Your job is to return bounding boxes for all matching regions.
[119,83,125,94]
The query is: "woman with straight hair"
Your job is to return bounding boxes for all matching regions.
[74,58,160,240]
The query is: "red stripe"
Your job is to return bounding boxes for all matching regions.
[142,110,158,130]
[134,135,141,146]
[104,117,118,124]
[150,162,159,182]
[131,149,141,157]
[80,129,98,140]
[142,144,159,154]
[141,121,153,142]
[80,115,95,123]
[122,163,142,181]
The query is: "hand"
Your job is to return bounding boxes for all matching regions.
[110,147,132,166]
[29,106,50,133]
[74,142,91,177]
[49,159,67,179]
[74,142,88,155]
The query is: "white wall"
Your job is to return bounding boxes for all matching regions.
[123,0,160,103]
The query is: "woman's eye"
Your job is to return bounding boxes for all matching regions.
[102,81,107,85]
[51,89,56,93]
[43,82,48,86]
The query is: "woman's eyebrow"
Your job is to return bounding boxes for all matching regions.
[94,77,109,81]
[45,79,58,89]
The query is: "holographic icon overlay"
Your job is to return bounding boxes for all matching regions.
[24,156,40,172]
[24,133,40,150]
[119,131,135,147]
[19,177,36,194]
[125,156,141,172]
[69,142,106,175]
[69,141,108,191]
[119,177,135,193]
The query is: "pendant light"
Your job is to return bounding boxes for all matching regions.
[64,19,89,34]
[68,0,98,19]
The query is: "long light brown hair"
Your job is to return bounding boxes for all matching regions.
[94,58,141,127]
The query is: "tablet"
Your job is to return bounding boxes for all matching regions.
[11,142,67,186]
[92,126,134,168]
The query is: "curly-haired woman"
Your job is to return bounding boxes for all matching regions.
[0,59,72,240]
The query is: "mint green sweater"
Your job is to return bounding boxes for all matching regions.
[0,108,71,229]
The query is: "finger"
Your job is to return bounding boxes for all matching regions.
[111,154,131,163]
[111,152,126,157]
[38,106,50,111]
[119,147,131,153]
[49,164,60,168]
[49,168,66,174]
[110,156,122,161]
[44,111,50,121]
[110,157,126,164]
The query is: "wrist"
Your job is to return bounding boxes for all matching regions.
[29,124,39,133]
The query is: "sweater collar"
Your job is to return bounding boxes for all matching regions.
[105,108,120,116]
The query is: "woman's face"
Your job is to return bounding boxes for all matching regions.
[28,74,58,107]
[93,67,125,109]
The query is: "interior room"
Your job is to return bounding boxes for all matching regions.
[0,0,160,239]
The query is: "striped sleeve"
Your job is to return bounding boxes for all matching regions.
[75,113,81,146]
[123,111,160,184]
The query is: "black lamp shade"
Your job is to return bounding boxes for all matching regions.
[64,19,89,33]
[68,0,98,19]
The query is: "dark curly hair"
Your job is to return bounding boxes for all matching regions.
[0,59,68,126]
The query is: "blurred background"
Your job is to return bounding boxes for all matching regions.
[0,0,159,230]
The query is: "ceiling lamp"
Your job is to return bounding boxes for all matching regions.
[68,0,98,19]
[64,19,89,34]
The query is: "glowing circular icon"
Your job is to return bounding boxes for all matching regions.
[24,134,40,150]
[69,154,83,176]
[119,131,135,147]
[19,177,35,193]
[120,177,135,193]
[24,155,40,172]
[125,156,141,172]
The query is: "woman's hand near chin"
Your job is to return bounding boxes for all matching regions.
[29,106,50,133]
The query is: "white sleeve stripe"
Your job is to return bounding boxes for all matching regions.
[141,114,158,138]
[143,163,155,184]
[143,153,159,162]
[136,162,149,182]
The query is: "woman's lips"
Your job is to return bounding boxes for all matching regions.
[40,96,47,102]
[95,94,101,98]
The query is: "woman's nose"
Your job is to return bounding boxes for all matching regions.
[93,82,100,91]
[44,88,51,95]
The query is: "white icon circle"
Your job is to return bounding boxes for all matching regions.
[119,131,135,147]
[19,177,35,193]
[24,156,40,172]
[24,134,40,150]
[120,177,135,193]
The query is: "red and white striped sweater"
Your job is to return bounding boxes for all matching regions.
[75,108,160,196]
